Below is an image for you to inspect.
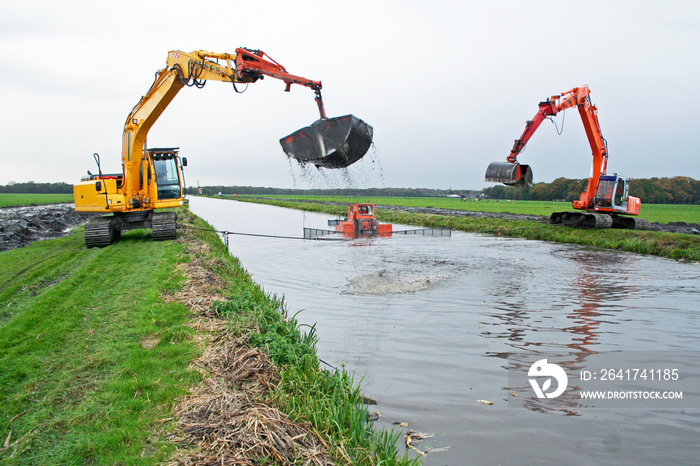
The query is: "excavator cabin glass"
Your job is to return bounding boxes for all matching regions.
[151,153,182,200]
[594,175,626,210]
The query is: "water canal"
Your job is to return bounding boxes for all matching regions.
[189,196,700,465]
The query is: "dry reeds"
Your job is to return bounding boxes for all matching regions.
[164,241,332,465]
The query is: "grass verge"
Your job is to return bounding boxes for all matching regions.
[0,208,419,465]
[234,198,700,261]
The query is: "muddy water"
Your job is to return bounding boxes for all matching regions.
[188,196,700,465]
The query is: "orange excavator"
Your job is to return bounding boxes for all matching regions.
[73,48,373,247]
[485,86,647,229]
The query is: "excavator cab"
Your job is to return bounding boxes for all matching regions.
[280,115,373,168]
[594,175,628,210]
[484,162,533,187]
[148,148,185,201]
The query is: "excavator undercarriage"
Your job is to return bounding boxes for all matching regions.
[84,211,178,248]
[548,211,649,229]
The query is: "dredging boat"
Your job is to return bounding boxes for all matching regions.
[328,204,392,237]
[303,204,451,239]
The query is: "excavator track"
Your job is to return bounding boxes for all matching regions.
[632,218,650,230]
[550,211,613,229]
[85,216,121,248]
[550,211,650,230]
[151,211,177,241]
[611,216,651,230]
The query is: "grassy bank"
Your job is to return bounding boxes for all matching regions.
[0,193,74,208]
[0,227,197,463]
[0,209,417,464]
[234,194,700,225]
[234,198,700,261]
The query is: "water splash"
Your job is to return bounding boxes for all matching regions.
[368,143,386,188]
[285,142,385,190]
[343,268,450,295]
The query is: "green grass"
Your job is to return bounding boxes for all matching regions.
[0,193,74,208]
[1,210,419,465]
[233,194,700,225]
[0,229,199,464]
[637,203,700,224]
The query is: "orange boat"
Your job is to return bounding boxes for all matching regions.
[328,204,392,237]
[303,204,449,240]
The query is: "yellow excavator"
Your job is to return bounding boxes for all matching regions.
[73,47,373,247]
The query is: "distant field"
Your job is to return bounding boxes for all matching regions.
[238,195,700,225]
[0,193,74,208]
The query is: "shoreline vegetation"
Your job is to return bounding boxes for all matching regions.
[229,196,700,262]
[0,207,420,465]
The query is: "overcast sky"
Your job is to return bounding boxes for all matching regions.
[2,0,698,191]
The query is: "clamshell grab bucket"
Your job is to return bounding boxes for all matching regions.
[485,162,533,187]
[280,115,374,169]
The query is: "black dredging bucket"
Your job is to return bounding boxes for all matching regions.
[280,115,374,168]
[485,162,533,187]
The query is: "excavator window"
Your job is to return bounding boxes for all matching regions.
[357,205,372,215]
[614,179,625,207]
[594,178,615,208]
[152,155,182,200]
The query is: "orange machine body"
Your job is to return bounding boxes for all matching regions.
[333,204,392,237]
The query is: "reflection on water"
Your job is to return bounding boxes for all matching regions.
[189,197,700,465]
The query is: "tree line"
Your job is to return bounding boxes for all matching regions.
[2,177,699,204]
[481,176,700,204]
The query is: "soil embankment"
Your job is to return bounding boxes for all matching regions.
[0,203,95,251]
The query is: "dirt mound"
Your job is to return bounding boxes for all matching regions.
[0,203,95,251]
[645,221,700,235]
